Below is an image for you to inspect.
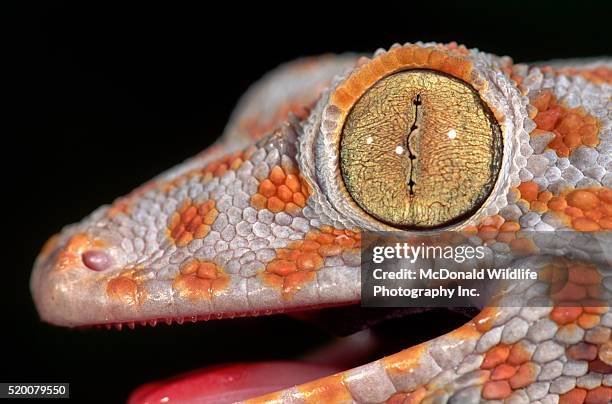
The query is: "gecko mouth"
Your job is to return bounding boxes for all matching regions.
[120,306,476,403]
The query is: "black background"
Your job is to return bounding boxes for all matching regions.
[8,2,611,403]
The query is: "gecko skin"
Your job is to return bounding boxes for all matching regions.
[31,43,611,403]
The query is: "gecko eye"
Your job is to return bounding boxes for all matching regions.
[339,69,502,228]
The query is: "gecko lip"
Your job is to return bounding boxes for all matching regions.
[125,309,476,403]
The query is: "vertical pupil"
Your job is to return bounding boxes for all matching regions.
[339,69,502,229]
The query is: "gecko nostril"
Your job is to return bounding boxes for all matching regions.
[82,250,112,271]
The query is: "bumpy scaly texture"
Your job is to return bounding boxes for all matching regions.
[31,43,611,403]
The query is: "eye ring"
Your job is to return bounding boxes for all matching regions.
[308,43,532,232]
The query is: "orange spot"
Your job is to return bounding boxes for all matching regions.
[567,342,598,361]
[482,380,511,400]
[530,200,548,213]
[318,244,343,257]
[267,259,298,276]
[167,199,217,246]
[600,341,612,365]
[583,304,609,315]
[277,185,294,203]
[507,341,534,366]
[518,181,539,202]
[537,190,553,202]
[534,107,562,131]
[585,386,612,404]
[559,388,587,404]
[383,343,428,376]
[478,225,499,241]
[463,225,478,235]
[203,151,246,176]
[197,262,219,279]
[243,390,284,404]
[316,233,335,244]
[531,91,553,111]
[194,224,211,239]
[514,181,607,218]
[599,217,612,230]
[548,196,568,211]
[173,260,228,300]
[568,190,600,210]
[296,252,324,271]
[179,259,199,275]
[250,165,311,215]
[269,166,286,186]
[267,196,286,213]
[160,149,251,193]
[295,374,352,404]
[588,284,604,299]
[176,232,193,247]
[107,276,140,306]
[589,358,612,374]
[450,321,482,341]
[509,237,538,255]
[469,215,522,245]
[531,90,601,156]
[55,233,107,271]
[600,188,612,203]
[490,364,517,381]
[551,282,587,302]
[577,313,600,329]
[259,179,276,198]
[285,174,301,192]
[509,362,539,389]
[283,271,316,295]
[499,221,520,232]
[545,64,612,85]
[474,307,500,333]
[496,232,516,244]
[300,240,321,252]
[569,263,603,285]
[550,306,583,325]
[573,217,600,231]
[566,206,585,218]
[479,214,504,229]
[250,194,266,210]
[262,228,360,299]
[584,209,603,221]
[481,345,510,369]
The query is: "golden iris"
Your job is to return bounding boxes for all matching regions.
[340,69,502,228]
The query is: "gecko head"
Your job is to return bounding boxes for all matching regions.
[30,42,532,330]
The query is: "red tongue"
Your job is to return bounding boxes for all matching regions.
[128,361,341,404]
